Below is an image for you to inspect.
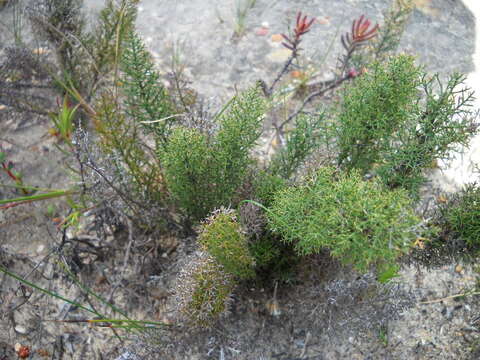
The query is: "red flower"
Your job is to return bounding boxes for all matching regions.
[282,11,316,53]
[294,11,316,38]
[341,15,379,51]
[352,15,379,42]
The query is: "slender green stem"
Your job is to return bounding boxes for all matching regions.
[88,318,171,327]
[239,199,271,214]
[0,183,70,192]
[58,260,131,321]
[0,265,99,316]
[0,190,76,206]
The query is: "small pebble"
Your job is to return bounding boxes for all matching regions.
[266,299,281,316]
[15,325,28,334]
[0,141,12,150]
[267,48,292,62]
[291,70,304,78]
[32,47,49,55]
[271,33,283,42]
[317,17,331,25]
[255,27,269,36]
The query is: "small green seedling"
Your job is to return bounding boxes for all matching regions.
[49,96,79,145]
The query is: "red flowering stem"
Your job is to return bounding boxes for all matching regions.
[267,11,315,96]
[340,15,378,76]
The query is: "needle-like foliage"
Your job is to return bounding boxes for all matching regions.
[160,85,266,221]
[121,31,175,146]
[336,54,478,196]
[267,167,420,275]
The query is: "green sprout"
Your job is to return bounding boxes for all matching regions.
[49,96,79,145]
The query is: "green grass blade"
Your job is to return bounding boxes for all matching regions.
[0,190,75,205]
[0,265,99,316]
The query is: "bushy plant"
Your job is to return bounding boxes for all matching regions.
[247,235,280,268]
[251,170,287,207]
[269,112,326,179]
[121,31,175,145]
[93,92,168,206]
[247,234,299,283]
[199,208,255,279]
[336,54,477,196]
[29,0,138,99]
[375,72,476,194]
[238,185,299,281]
[160,85,266,221]
[336,54,422,173]
[266,166,420,274]
[159,127,212,220]
[175,251,235,328]
[440,183,480,250]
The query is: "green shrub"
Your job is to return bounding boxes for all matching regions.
[248,235,280,268]
[121,31,175,146]
[247,234,299,283]
[160,85,266,221]
[441,183,480,250]
[252,170,287,207]
[175,252,235,328]
[238,190,298,282]
[269,112,326,179]
[160,127,214,220]
[199,208,255,279]
[336,54,477,196]
[336,54,422,173]
[266,166,420,274]
[375,72,476,195]
[92,93,172,227]
[3,0,480,345]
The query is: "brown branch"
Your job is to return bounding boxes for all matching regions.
[278,73,351,132]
